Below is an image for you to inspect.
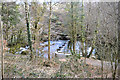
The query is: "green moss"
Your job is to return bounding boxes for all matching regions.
[9,43,21,54]
[56,21,62,25]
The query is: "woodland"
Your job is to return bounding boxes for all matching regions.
[0,1,120,79]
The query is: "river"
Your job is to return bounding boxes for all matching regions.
[13,40,95,59]
[38,40,95,59]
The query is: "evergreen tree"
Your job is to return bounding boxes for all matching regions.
[1,2,21,40]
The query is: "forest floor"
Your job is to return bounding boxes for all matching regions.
[3,52,114,78]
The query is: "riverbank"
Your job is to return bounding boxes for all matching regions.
[3,52,113,78]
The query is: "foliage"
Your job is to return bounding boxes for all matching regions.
[1,3,21,26]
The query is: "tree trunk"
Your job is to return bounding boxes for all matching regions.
[113,59,117,79]
[25,2,33,60]
[0,15,4,80]
[101,58,104,78]
[87,47,94,58]
[101,48,104,78]
[118,1,120,79]
[34,22,38,40]
[74,20,77,54]
[48,2,52,60]
[1,3,4,79]
[81,44,85,57]
[71,2,76,54]
[81,0,86,57]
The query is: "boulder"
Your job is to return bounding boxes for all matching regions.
[59,36,70,40]
[21,50,29,55]
[56,21,62,25]
[43,61,52,67]
[56,35,61,40]
[59,59,67,62]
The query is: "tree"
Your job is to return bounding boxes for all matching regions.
[64,2,79,55]
[48,1,52,60]
[70,2,75,54]
[87,2,99,58]
[0,3,4,79]
[0,15,4,80]
[1,2,21,41]
[25,2,33,60]
[30,2,47,57]
[30,2,46,40]
[70,2,78,55]
[80,0,87,57]
[118,1,120,79]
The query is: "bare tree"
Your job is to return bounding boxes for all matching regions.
[118,1,120,79]
[48,1,52,60]
[0,12,4,80]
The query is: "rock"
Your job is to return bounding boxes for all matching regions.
[59,46,62,49]
[21,50,29,55]
[44,44,48,47]
[66,36,70,39]
[52,43,55,45]
[57,49,60,52]
[62,44,65,46]
[90,55,96,59]
[59,59,67,62]
[51,18,57,23]
[56,21,62,25]
[43,61,52,67]
[51,16,58,23]
[42,35,48,41]
[56,35,61,40]
[58,33,70,40]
